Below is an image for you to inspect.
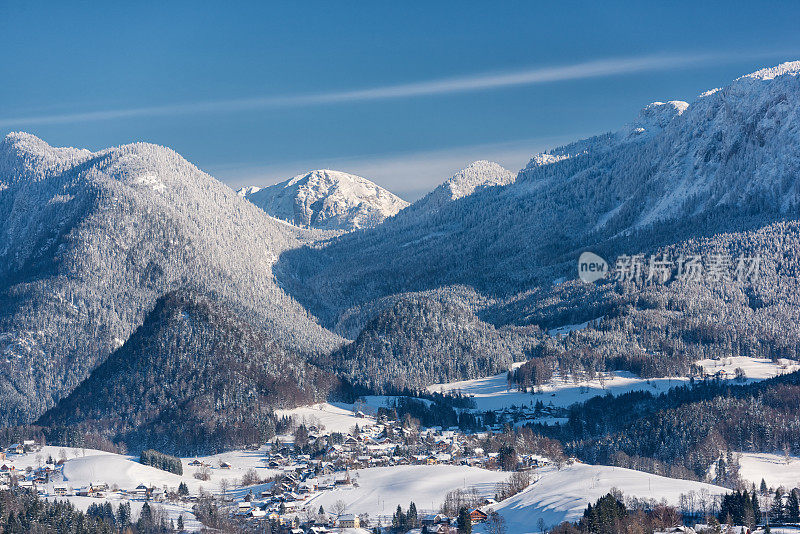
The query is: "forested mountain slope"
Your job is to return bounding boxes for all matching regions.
[5,61,800,429]
[0,133,341,425]
[277,62,800,322]
[37,291,339,454]
[320,289,542,392]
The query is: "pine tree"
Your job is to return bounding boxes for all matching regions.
[583,493,627,534]
[138,501,153,531]
[751,491,761,525]
[761,479,769,495]
[408,502,418,528]
[771,489,784,523]
[6,511,19,532]
[787,490,800,522]
[117,501,131,528]
[177,514,185,531]
[457,507,472,534]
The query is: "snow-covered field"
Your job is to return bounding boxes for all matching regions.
[275,402,373,434]
[428,369,687,411]
[183,449,280,490]
[694,356,799,380]
[486,463,728,533]
[307,465,509,522]
[428,356,799,411]
[547,317,603,337]
[737,452,800,489]
[3,446,203,530]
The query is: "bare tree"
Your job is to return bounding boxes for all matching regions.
[194,466,211,481]
[241,468,260,487]
[332,499,347,518]
[486,512,506,534]
[303,506,317,524]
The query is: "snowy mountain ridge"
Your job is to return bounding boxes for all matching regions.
[5,60,800,430]
[409,160,515,214]
[239,169,409,231]
[278,60,800,320]
[0,132,342,425]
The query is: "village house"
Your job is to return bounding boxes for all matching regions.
[421,514,450,527]
[469,509,488,523]
[338,514,360,528]
[247,508,267,519]
[131,483,149,498]
[237,501,252,512]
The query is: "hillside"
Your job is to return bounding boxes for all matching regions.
[489,463,727,531]
[37,291,340,454]
[5,60,800,436]
[239,169,409,231]
[0,133,342,426]
[323,290,541,392]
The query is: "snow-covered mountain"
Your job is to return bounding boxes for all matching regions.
[0,133,342,425]
[6,60,800,432]
[239,169,409,231]
[409,160,515,214]
[279,61,800,320]
[37,290,338,453]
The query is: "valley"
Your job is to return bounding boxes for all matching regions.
[4,59,800,533]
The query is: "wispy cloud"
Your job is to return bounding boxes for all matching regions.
[0,52,759,128]
[209,135,585,201]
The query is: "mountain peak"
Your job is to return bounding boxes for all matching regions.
[411,161,515,214]
[1,132,93,184]
[240,169,408,231]
[445,160,515,198]
[621,100,689,140]
[739,60,800,81]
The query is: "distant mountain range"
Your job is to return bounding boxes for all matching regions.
[3,61,800,452]
[238,169,409,231]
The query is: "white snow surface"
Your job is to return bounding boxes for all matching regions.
[737,452,800,488]
[739,61,800,81]
[63,453,188,490]
[308,465,509,518]
[275,402,374,434]
[240,169,408,231]
[428,368,687,411]
[488,463,727,532]
[428,356,798,411]
[694,356,800,379]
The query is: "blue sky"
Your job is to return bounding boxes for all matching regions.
[2,1,800,199]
